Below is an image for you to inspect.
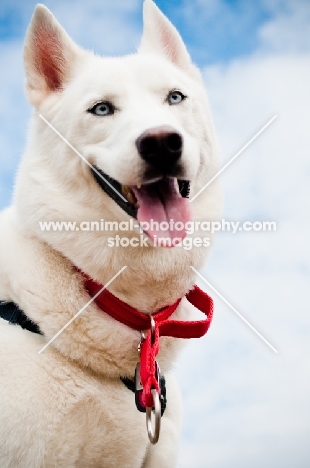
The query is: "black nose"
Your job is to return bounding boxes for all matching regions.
[136,126,183,173]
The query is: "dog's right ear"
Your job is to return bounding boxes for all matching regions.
[24,4,83,107]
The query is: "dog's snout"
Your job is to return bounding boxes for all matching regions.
[136,126,183,173]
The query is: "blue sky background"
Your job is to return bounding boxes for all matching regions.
[1,1,310,467]
[0,0,274,61]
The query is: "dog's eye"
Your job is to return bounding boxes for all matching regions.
[167,91,187,105]
[88,101,115,116]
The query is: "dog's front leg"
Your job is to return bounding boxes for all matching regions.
[142,374,182,468]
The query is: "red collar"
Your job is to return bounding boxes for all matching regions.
[82,273,213,408]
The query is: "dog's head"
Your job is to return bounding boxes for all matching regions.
[17,0,220,257]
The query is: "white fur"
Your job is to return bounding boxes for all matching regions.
[0,1,221,466]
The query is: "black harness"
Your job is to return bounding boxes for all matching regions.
[0,300,166,415]
[0,301,41,335]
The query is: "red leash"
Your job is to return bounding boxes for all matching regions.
[83,274,213,408]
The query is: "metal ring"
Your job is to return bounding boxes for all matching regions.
[146,389,161,444]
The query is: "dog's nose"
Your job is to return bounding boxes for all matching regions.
[136,126,183,173]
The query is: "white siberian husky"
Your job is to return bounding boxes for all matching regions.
[0,1,220,467]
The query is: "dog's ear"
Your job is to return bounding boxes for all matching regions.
[24,4,83,107]
[139,0,198,76]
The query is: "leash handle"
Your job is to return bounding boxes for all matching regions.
[139,286,213,409]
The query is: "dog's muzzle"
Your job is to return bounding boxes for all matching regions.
[91,125,191,242]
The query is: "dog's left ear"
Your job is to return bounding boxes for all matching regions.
[139,0,199,78]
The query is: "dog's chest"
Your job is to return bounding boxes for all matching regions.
[43,372,149,468]
[0,325,148,468]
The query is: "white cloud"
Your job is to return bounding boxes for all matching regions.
[0,0,142,55]
[48,0,142,55]
[177,269,310,467]
[0,41,30,206]
[176,2,310,466]
[259,0,310,54]
[204,54,310,222]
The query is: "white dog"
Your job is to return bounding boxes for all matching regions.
[0,1,220,467]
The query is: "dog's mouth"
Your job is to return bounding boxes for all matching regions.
[91,166,191,244]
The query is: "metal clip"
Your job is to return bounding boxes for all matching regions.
[138,331,146,354]
[137,316,162,444]
[150,316,156,344]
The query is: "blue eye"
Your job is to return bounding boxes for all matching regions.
[167,90,187,105]
[88,101,115,116]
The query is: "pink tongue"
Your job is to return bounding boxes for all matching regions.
[132,179,191,246]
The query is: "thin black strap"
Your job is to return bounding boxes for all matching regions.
[120,376,136,393]
[0,301,42,335]
[120,375,167,416]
